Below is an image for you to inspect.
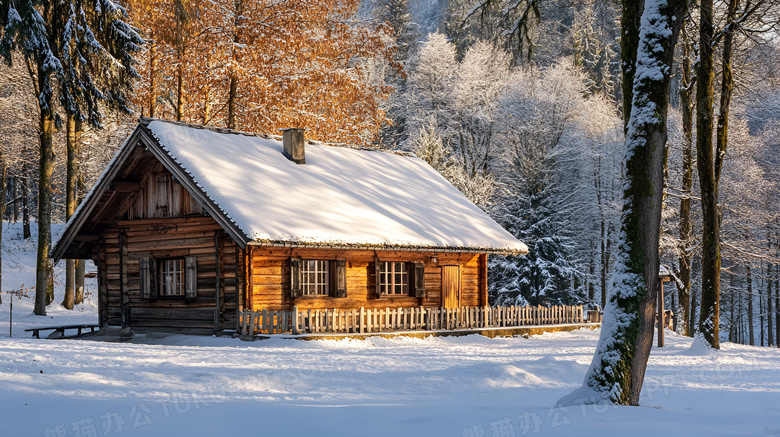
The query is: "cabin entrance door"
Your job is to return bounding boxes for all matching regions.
[442,266,461,309]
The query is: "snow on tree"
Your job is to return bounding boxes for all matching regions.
[1,0,140,315]
[560,0,686,405]
[489,61,591,307]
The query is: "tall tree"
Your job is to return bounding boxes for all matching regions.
[562,0,686,405]
[1,0,141,314]
[677,25,696,336]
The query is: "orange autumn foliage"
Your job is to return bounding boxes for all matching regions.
[127,0,396,144]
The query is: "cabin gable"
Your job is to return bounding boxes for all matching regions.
[123,161,206,220]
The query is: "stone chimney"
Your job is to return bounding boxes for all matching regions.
[282,128,305,164]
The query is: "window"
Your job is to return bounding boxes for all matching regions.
[141,256,197,299]
[290,258,347,299]
[301,259,330,296]
[160,259,185,296]
[379,261,408,295]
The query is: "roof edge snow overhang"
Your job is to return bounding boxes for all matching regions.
[247,240,528,256]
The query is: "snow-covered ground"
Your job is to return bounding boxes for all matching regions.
[2,328,779,436]
[1,222,779,436]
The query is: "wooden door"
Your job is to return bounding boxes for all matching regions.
[442,266,461,309]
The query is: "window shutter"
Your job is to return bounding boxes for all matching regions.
[290,258,302,298]
[375,259,383,297]
[186,256,197,298]
[414,262,425,297]
[140,257,151,299]
[150,258,158,299]
[335,259,347,298]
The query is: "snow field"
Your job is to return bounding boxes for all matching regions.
[1,329,779,436]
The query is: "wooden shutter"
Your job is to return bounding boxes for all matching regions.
[140,257,151,299]
[290,258,302,298]
[185,256,197,298]
[375,259,383,296]
[335,259,347,298]
[150,258,157,299]
[414,262,425,297]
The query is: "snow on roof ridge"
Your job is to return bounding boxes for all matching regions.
[138,117,416,158]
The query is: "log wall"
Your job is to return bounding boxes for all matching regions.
[248,246,488,311]
[97,216,244,334]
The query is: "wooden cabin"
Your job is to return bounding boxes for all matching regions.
[52,119,528,335]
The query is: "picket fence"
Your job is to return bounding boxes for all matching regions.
[239,305,587,336]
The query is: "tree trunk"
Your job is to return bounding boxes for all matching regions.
[75,172,86,304]
[562,0,685,406]
[227,0,242,130]
[62,115,77,310]
[747,266,754,345]
[678,33,695,337]
[769,260,774,346]
[775,265,779,348]
[12,175,18,222]
[176,69,184,121]
[729,286,735,342]
[22,166,30,240]
[620,0,644,131]
[0,142,6,301]
[149,41,157,118]
[34,109,55,316]
[696,0,719,349]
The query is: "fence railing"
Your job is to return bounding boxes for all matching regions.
[239,305,592,336]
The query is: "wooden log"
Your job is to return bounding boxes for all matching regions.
[292,306,299,334]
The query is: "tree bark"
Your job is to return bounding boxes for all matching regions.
[227,0,243,130]
[770,253,780,347]
[678,32,695,337]
[62,114,77,310]
[747,266,754,345]
[620,0,644,131]
[22,164,31,240]
[769,259,774,346]
[34,109,55,316]
[696,0,720,349]
[563,0,686,406]
[0,140,6,301]
[149,41,157,118]
[75,172,86,304]
[12,175,18,222]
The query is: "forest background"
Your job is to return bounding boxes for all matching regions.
[0,0,779,347]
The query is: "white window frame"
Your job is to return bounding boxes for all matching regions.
[301,259,330,296]
[380,261,408,295]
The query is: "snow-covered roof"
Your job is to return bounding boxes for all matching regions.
[143,120,526,254]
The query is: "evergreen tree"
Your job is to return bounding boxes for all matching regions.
[1,0,141,315]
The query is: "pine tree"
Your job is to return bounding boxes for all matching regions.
[1,0,141,315]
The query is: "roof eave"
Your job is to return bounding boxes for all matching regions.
[246,240,527,256]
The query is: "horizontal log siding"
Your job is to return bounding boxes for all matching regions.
[249,246,484,311]
[98,216,242,333]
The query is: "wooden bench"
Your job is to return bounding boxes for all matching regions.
[25,324,99,339]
